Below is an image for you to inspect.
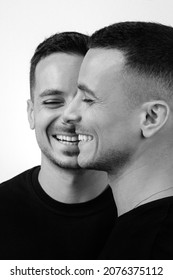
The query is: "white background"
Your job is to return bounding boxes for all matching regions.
[0,0,173,182]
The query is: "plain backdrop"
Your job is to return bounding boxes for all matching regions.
[0,0,173,182]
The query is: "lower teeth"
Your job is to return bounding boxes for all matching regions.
[58,140,77,145]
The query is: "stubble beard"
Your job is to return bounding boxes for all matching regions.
[79,147,133,175]
[41,146,81,170]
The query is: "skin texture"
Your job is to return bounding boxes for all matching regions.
[27,52,108,203]
[28,53,83,169]
[67,48,140,172]
[65,48,173,215]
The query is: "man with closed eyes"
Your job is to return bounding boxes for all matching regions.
[68,22,173,259]
[0,31,116,259]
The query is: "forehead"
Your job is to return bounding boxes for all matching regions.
[78,48,126,86]
[36,52,83,72]
[34,53,83,94]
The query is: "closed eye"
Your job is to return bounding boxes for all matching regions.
[42,99,64,108]
[82,98,94,104]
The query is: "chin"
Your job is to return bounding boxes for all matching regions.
[78,151,114,172]
[43,150,81,169]
[58,162,81,169]
[53,156,81,169]
[78,154,95,169]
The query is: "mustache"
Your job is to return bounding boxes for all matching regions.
[49,124,76,134]
[75,124,92,135]
[49,123,91,135]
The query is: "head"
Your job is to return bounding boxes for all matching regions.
[70,22,173,173]
[27,32,89,169]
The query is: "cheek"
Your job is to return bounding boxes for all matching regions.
[87,106,109,127]
[34,109,60,128]
[98,114,130,147]
[82,104,126,138]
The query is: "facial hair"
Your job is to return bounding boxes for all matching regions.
[79,146,133,176]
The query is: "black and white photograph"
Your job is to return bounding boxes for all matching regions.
[0,0,173,278]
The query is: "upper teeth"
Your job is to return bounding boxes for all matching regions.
[56,135,78,142]
[78,134,92,142]
[55,134,92,142]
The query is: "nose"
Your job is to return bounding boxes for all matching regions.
[61,94,82,125]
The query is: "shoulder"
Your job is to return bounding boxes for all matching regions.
[151,196,173,259]
[0,166,40,197]
[158,196,173,228]
[99,197,173,259]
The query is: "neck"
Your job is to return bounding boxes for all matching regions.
[39,157,108,203]
[109,145,173,216]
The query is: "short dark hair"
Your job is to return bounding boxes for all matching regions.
[30,31,89,100]
[89,21,173,103]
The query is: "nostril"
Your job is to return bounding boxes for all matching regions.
[62,113,81,125]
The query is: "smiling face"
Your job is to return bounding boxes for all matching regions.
[27,53,84,169]
[75,48,141,173]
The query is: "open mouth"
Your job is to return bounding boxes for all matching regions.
[53,134,93,145]
[78,134,93,142]
[53,135,79,145]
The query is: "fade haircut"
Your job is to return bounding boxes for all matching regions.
[30,31,89,100]
[89,21,173,105]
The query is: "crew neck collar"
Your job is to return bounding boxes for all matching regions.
[30,166,115,217]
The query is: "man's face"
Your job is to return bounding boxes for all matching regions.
[27,53,83,169]
[74,48,140,172]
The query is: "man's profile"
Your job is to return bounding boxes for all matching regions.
[69,21,173,259]
[0,31,116,259]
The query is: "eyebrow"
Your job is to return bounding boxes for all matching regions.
[78,84,97,99]
[39,89,64,98]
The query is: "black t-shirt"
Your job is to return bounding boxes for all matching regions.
[0,166,117,260]
[99,196,173,259]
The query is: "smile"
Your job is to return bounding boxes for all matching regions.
[78,134,93,142]
[54,135,79,145]
[53,134,93,145]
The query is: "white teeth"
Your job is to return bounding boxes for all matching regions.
[78,134,92,142]
[55,135,78,142]
[54,134,92,144]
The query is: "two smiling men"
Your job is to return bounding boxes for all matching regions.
[1,21,173,260]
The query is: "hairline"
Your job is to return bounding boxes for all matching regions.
[88,46,173,108]
[30,51,84,101]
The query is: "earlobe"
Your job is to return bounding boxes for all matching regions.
[27,99,35,130]
[140,101,169,138]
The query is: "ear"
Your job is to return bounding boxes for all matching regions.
[140,100,169,138]
[27,99,35,130]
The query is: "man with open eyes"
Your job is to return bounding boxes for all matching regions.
[0,31,116,259]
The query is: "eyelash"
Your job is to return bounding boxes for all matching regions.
[82,98,94,104]
[43,100,64,107]
[43,100,62,103]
